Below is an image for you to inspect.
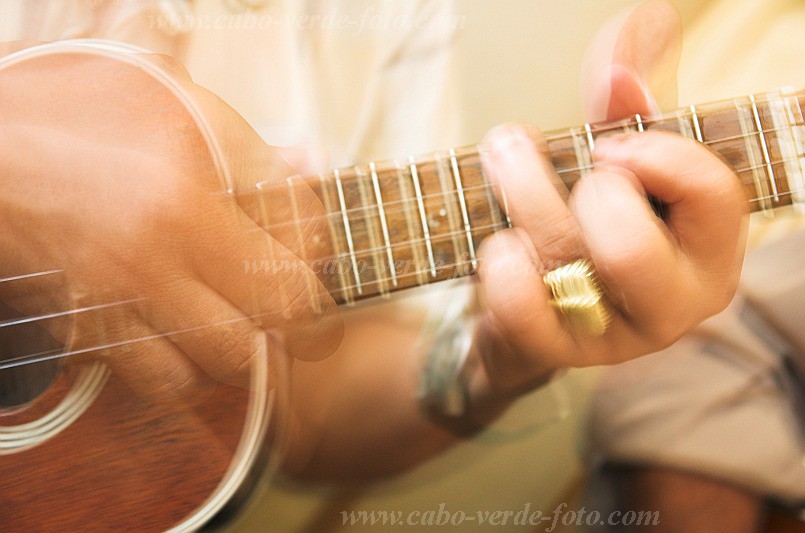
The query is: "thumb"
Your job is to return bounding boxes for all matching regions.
[581,0,682,122]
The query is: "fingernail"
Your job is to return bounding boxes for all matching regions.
[483,124,533,154]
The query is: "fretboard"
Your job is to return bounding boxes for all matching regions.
[249,88,805,306]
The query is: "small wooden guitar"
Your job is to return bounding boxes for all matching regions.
[2,44,804,531]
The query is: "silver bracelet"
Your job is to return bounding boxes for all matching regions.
[416,288,477,417]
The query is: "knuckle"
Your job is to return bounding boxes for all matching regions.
[536,216,584,261]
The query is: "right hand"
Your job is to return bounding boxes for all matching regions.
[0,44,343,402]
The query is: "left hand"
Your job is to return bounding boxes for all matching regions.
[469,0,748,401]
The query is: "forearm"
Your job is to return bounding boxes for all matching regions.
[279,303,520,482]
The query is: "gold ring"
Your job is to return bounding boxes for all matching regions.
[543,259,611,337]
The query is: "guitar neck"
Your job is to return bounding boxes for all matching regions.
[253,88,805,306]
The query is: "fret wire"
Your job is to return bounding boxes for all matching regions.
[395,162,428,286]
[434,154,467,272]
[409,156,438,277]
[254,97,803,247]
[354,164,389,295]
[320,181,493,219]
[690,104,704,142]
[315,172,353,304]
[750,94,780,202]
[227,221,508,296]
[739,98,771,214]
[476,157,509,229]
[571,128,593,177]
[500,185,513,228]
[333,168,363,295]
[449,148,478,270]
[315,178,800,297]
[369,161,398,287]
[538,94,781,145]
[19,166,799,369]
[2,222,503,368]
[12,92,803,364]
[585,123,596,151]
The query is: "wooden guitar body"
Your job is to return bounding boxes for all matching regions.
[0,40,283,532]
[2,368,251,531]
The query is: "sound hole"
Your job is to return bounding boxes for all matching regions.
[0,302,61,408]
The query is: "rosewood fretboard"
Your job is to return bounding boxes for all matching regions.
[246,88,805,306]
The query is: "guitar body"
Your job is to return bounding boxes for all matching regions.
[0,40,281,531]
[1,368,254,531]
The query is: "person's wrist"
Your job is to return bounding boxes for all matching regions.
[467,313,560,405]
[461,345,560,428]
[418,306,562,433]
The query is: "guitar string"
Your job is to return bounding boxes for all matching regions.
[0,298,143,329]
[0,309,279,370]
[0,270,63,284]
